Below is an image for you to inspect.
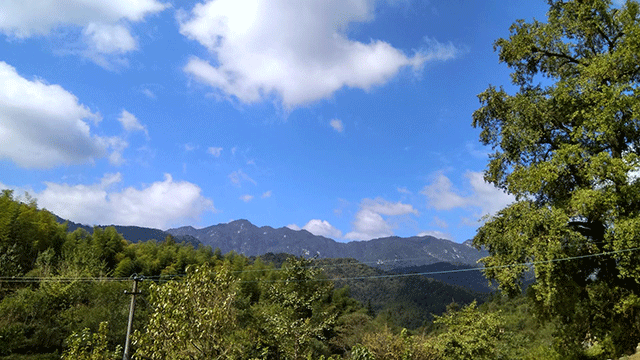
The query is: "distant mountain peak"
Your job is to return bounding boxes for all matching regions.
[228,219,254,228]
[172,225,197,231]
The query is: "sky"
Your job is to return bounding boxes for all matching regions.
[0,0,552,243]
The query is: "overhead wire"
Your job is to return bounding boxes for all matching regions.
[244,246,640,283]
[1,246,638,284]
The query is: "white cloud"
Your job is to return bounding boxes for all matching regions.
[207,147,223,157]
[0,61,130,168]
[104,136,129,166]
[397,187,411,194]
[29,173,214,229]
[184,143,197,151]
[421,173,467,210]
[345,197,418,240]
[302,219,343,239]
[228,169,257,187]
[179,0,460,107]
[286,224,301,231]
[118,109,147,136]
[239,194,253,202]
[417,230,451,240]
[83,23,137,54]
[421,171,515,217]
[330,119,344,133]
[360,198,419,216]
[421,37,462,62]
[0,0,168,68]
[344,209,392,240]
[0,0,168,37]
[261,190,272,198]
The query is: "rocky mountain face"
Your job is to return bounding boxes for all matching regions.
[167,219,488,269]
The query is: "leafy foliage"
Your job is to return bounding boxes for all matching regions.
[134,263,239,360]
[429,301,507,360]
[61,322,121,360]
[4,190,630,359]
[472,0,640,356]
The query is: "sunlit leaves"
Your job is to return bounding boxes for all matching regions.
[472,0,640,356]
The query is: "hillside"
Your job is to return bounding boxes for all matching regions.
[255,254,487,329]
[392,262,494,293]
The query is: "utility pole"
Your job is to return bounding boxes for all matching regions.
[123,275,142,360]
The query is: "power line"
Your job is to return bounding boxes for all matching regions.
[2,246,638,284]
[0,276,131,283]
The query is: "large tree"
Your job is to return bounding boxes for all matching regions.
[472,0,640,357]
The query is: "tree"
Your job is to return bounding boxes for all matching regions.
[429,301,508,360]
[472,0,640,357]
[133,262,239,360]
[256,256,336,360]
[61,322,122,360]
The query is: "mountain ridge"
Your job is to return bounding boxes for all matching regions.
[53,215,488,269]
[54,215,201,247]
[166,218,488,268]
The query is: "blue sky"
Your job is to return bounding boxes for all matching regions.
[0,0,550,243]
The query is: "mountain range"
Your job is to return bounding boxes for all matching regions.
[54,215,491,291]
[166,219,488,269]
[54,216,488,269]
[54,215,201,247]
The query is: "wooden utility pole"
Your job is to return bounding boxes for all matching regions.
[123,275,142,360]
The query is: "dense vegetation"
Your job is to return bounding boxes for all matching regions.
[5,2,640,357]
[473,0,640,357]
[4,188,632,359]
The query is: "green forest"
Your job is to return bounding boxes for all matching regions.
[0,189,555,360]
[4,0,640,358]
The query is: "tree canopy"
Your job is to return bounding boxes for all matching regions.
[473,0,640,357]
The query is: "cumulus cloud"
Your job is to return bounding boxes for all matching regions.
[0,61,127,168]
[261,190,272,198]
[302,219,343,239]
[207,147,223,157]
[286,224,301,231]
[179,0,460,107]
[239,194,253,202]
[345,198,418,240]
[421,171,515,217]
[330,119,344,133]
[228,169,256,187]
[118,109,148,136]
[30,173,214,229]
[0,0,168,68]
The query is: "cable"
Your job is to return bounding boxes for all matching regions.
[2,246,637,284]
[0,276,131,283]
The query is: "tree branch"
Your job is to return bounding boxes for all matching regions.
[532,46,581,65]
